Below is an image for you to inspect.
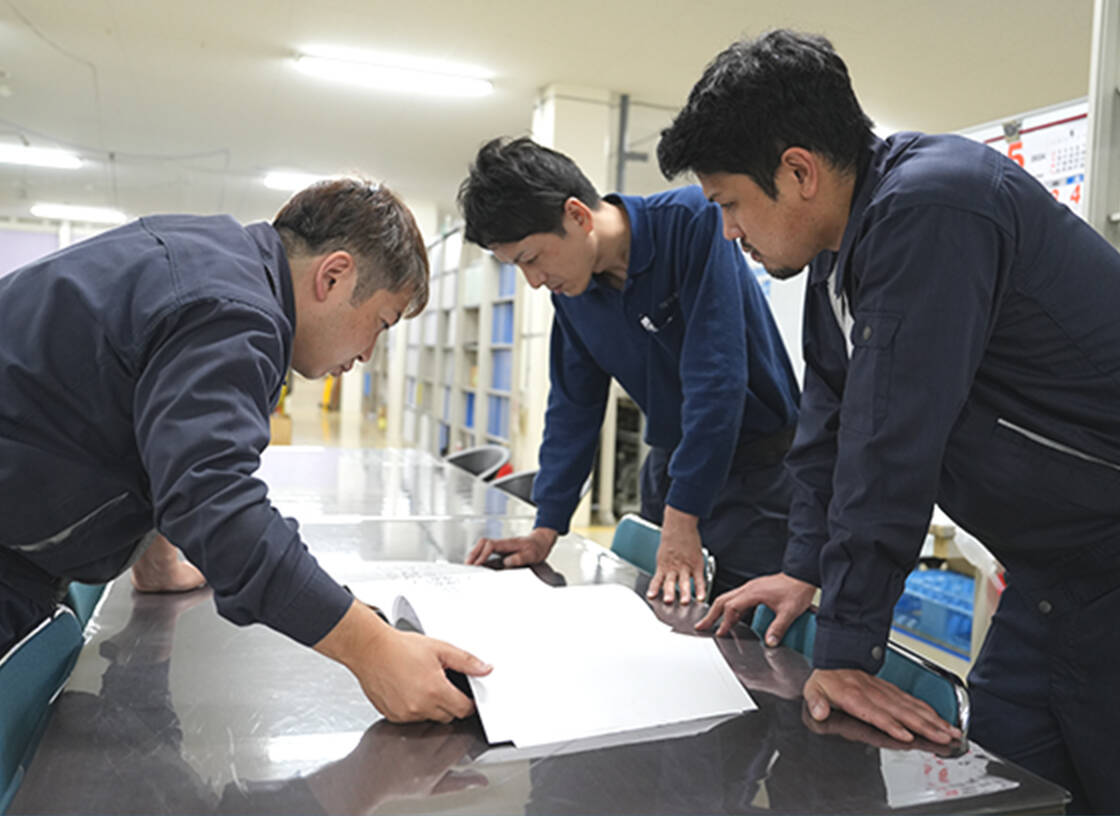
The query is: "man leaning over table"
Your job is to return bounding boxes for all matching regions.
[458,136,800,603]
[662,29,1120,814]
[0,178,490,722]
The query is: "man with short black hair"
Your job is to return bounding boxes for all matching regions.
[459,137,800,603]
[0,179,491,722]
[666,30,1120,813]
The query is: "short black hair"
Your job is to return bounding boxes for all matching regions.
[658,29,874,198]
[458,137,601,247]
[273,178,429,316]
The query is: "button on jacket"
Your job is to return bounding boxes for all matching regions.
[0,216,352,646]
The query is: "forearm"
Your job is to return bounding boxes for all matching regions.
[313,598,391,672]
[661,505,699,537]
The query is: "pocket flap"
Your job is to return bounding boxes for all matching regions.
[850,312,901,350]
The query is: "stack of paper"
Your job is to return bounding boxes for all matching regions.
[349,563,755,748]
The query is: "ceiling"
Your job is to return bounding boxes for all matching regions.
[0,0,1096,232]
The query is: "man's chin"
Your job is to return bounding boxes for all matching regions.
[764,264,806,281]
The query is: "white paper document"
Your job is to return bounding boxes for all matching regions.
[348,563,755,748]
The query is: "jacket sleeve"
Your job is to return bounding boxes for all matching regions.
[662,203,749,518]
[532,305,611,534]
[132,300,352,647]
[813,203,1004,672]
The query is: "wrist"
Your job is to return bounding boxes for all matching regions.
[532,527,559,547]
[662,505,699,532]
[314,599,391,671]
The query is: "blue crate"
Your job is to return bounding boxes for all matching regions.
[892,569,974,658]
[491,302,514,344]
[491,349,512,391]
[498,263,517,297]
[463,392,475,429]
[487,395,509,439]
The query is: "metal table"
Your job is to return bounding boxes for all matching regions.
[258,446,538,521]
[10,450,1068,815]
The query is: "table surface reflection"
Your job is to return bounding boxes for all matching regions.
[11,450,1067,815]
[259,446,538,521]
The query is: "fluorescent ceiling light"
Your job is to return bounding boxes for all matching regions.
[263,170,333,192]
[0,144,82,169]
[294,45,492,98]
[30,203,127,224]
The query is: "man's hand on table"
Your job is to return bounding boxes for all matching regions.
[695,572,815,638]
[647,505,706,605]
[801,701,965,757]
[803,668,962,746]
[130,533,206,593]
[315,600,492,723]
[466,527,557,567]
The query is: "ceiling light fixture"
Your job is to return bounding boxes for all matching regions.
[30,203,127,224]
[294,45,493,98]
[262,170,333,192]
[0,144,82,169]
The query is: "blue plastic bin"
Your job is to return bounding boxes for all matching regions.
[892,569,974,658]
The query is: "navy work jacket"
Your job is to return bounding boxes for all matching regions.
[532,186,799,533]
[0,216,351,645]
[784,133,1120,673]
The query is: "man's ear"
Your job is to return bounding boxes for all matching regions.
[563,197,595,235]
[780,147,820,199]
[313,250,356,302]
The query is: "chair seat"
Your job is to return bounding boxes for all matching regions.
[64,581,106,629]
[490,469,537,505]
[0,606,84,812]
[444,444,510,481]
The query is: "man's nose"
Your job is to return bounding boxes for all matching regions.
[721,215,743,242]
[521,266,546,288]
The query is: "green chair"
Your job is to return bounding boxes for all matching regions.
[63,581,106,629]
[751,605,969,735]
[0,606,84,813]
[610,513,717,601]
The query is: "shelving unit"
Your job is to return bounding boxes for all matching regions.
[398,227,524,460]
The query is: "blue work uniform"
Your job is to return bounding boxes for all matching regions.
[0,216,352,652]
[784,132,1120,812]
[532,186,800,591]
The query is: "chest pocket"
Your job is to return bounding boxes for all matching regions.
[641,291,684,357]
[840,312,901,435]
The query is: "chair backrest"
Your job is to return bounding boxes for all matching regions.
[444,444,510,481]
[491,469,538,505]
[610,513,662,575]
[610,513,716,601]
[0,606,84,812]
[750,605,969,733]
[64,581,106,629]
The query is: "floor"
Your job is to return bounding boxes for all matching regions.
[278,377,971,676]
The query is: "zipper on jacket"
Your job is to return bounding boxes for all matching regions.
[13,492,131,553]
[997,418,1120,472]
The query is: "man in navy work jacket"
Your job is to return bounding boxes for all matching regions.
[662,30,1120,813]
[0,179,491,722]
[458,137,800,602]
